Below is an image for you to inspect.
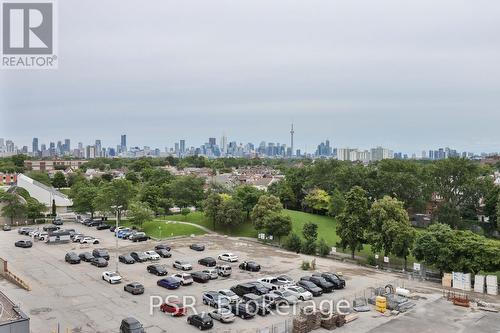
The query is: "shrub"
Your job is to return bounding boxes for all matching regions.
[181,208,191,216]
[301,239,317,255]
[317,238,330,257]
[367,254,376,266]
[301,260,310,270]
[284,233,302,252]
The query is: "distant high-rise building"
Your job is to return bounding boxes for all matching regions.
[121,134,127,152]
[64,139,71,153]
[208,137,216,146]
[180,140,185,153]
[95,140,102,157]
[32,137,39,155]
[220,135,227,155]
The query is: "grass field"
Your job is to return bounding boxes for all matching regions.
[112,219,206,239]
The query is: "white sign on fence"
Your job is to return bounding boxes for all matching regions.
[383,256,389,263]
[413,263,421,271]
[331,247,336,254]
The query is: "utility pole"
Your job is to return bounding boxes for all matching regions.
[111,205,122,273]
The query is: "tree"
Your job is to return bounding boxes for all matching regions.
[250,195,282,229]
[101,173,113,182]
[0,192,25,224]
[139,185,163,215]
[235,185,263,219]
[128,202,154,228]
[268,181,295,209]
[93,179,138,223]
[317,238,330,257]
[285,233,302,253]
[328,189,345,217]
[216,199,244,228]
[202,192,223,230]
[51,171,67,189]
[301,222,318,255]
[303,188,330,214]
[336,186,369,259]
[69,181,99,219]
[167,175,205,208]
[51,199,56,216]
[484,186,500,230]
[497,194,500,232]
[25,198,46,223]
[261,213,292,243]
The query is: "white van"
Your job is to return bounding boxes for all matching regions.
[216,265,232,277]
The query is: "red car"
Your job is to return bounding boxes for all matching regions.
[160,300,186,317]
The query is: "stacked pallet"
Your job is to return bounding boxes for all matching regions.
[474,275,485,293]
[486,275,498,296]
[442,273,452,288]
[293,316,308,333]
[336,314,346,327]
[320,314,338,330]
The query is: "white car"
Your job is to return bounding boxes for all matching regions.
[37,232,48,241]
[258,276,287,290]
[145,250,160,261]
[276,274,295,285]
[218,253,238,262]
[284,285,313,301]
[102,271,122,284]
[173,260,193,271]
[202,268,218,279]
[80,237,100,244]
[171,273,193,285]
[218,289,239,303]
[29,230,39,237]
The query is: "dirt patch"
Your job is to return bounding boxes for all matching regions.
[30,307,52,315]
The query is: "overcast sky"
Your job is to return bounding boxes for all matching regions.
[1,0,500,154]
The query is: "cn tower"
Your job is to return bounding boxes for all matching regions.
[290,123,294,156]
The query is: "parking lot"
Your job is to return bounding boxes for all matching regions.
[0,222,498,333]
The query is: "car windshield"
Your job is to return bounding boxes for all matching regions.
[109,273,119,277]
[282,291,294,297]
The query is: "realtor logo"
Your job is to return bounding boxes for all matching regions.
[1,0,57,69]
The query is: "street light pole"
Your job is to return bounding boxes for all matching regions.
[111,205,122,273]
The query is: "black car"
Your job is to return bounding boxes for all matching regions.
[191,271,211,283]
[119,254,135,264]
[239,261,261,272]
[231,283,267,297]
[147,264,168,276]
[242,293,271,316]
[228,302,256,319]
[87,220,102,227]
[189,244,205,251]
[110,226,117,232]
[301,276,334,293]
[43,225,60,232]
[187,314,214,330]
[155,244,171,251]
[79,252,94,262]
[53,217,63,225]
[91,257,108,267]
[14,240,32,248]
[96,224,111,230]
[120,317,145,333]
[65,252,81,264]
[92,249,110,260]
[198,257,216,267]
[155,249,172,258]
[248,282,270,295]
[297,280,323,297]
[2,225,11,231]
[124,282,145,295]
[314,272,346,289]
[129,233,149,242]
[130,251,149,263]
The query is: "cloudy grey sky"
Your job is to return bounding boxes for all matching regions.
[1,0,500,153]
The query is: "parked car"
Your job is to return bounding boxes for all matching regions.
[160,300,186,316]
[208,308,236,323]
[80,237,100,244]
[92,249,110,260]
[242,293,271,315]
[202,268,218,279]
[72,234,86,242]
[258,276,287,291]
[296,280,323,297]
[276,274,295,285]
[43,225,60,232]
[155,244,171,251]
[239,261,260,272]
[91,257,109,267]
[189,243,205,251]
[147,264,168,276]
[198,257,216,267]
[14,240,32,248]
[300,276,334,293]
[116,228,131,238]
[119,254,136,264]
[53,217,63,225]
[119,230,134,239]
[144,250,160,261]
[171,273,194,285]
[216,265,232,277]
[96,224,111,230]
[124,282,145,295]
[284,285,313,301]
[228,302,256,319]
[87,220,102,227]
[313,272,346,289]
[3,225,12,231]
[37,232,48,241]
[110,226,117,232]
[129,232,149,242]
[202,291,230,308]
[248,282,270,295]
[79,252,95,262]
[191,271,211,283]
[218,253,238,262]
[187,313,214,330]
[269,290,299,305]
[120,317,145,333]
[218,289,240,303]
[155,249,171,258]
[230,283,265,297]
[157,277,181,290]
[102,271,122,284]
[173,260,192,270]
[130,251,149,263]
[65,252,81,264]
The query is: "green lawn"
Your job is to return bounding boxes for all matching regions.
[111,219,206,239]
